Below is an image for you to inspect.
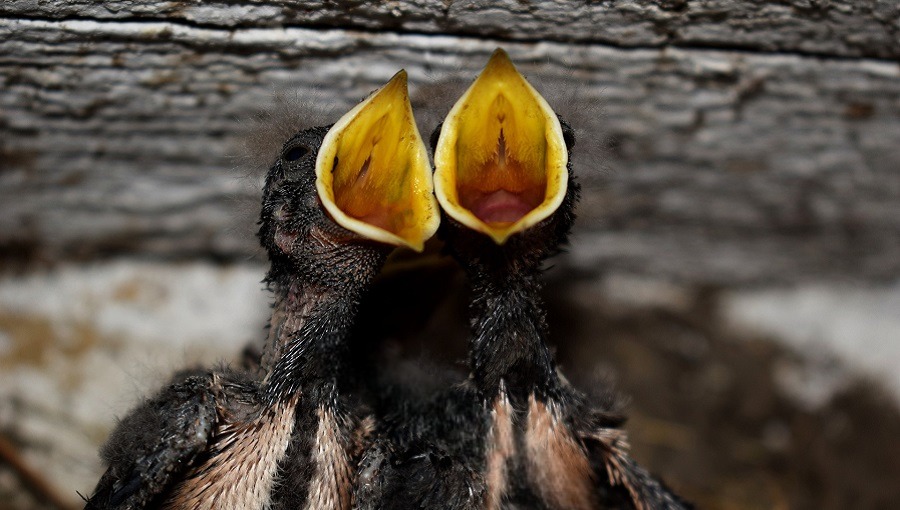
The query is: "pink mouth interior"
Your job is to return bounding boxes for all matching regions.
[464,189,536,225]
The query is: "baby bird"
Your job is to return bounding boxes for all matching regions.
[357,50,689,510]
[85,71,438,510]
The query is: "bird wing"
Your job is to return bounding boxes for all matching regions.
[84,371,219,510]
[582,427,694,510]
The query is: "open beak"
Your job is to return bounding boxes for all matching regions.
[316,70,439,252]
[433,48,568,245]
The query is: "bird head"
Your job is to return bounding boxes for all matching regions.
[432,49,579,273]
[258,71,439,288]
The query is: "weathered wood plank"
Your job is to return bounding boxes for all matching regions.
[2,0,898,59]
[1,18,899,284]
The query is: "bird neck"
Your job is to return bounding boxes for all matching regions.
[466,260,559,401]
[261,249,386,403]
[261,278,342,373]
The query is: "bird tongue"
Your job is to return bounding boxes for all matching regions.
[466,189,534,225]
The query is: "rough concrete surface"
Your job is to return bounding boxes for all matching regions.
[0,262,269,507]
[2,262,899,509]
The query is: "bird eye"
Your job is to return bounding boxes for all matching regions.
[283,146,309,162]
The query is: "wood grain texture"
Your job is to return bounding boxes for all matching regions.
[1,4,898,284]
[3,1,898,58]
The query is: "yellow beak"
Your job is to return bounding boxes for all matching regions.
[316,71,440,252]
[433,48,568,245]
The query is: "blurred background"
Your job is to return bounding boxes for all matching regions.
[1,1,898,508]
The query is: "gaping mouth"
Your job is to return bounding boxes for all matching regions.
[434,48,568,244]
[315,71,439,252]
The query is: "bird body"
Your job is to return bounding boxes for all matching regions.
[85,55,688,510]
[437,49,689,510]
[157,277,379,509]
[86,72,438,510]
[163,392,298,509]
[356,49,689,510]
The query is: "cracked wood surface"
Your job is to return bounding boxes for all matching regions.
[1,3,899,284]
[3,0,898,59]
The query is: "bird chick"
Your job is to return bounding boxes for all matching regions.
[85,71,438,510]
[435,48,690,510]
[357,50,689,510]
